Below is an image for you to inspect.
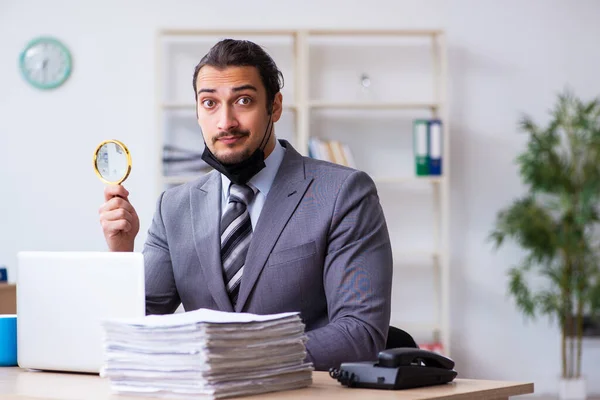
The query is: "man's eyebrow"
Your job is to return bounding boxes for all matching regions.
[197,85,257,96]
[233,84,257,92]
[197,88,216,95]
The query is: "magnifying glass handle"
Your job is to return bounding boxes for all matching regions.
[112,183,128,200]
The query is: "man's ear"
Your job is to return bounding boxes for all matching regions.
[271,92,283,122]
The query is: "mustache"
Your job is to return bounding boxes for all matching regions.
[213,130,250,143]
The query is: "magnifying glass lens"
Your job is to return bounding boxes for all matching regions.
[93,140,131,185]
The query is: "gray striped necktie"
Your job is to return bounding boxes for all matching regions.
[220,183,257,308]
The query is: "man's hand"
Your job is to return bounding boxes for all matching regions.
[99,185,140,252]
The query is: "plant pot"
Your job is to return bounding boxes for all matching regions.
[559,377,586,400]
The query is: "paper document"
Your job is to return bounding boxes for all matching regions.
[100,308,313,399]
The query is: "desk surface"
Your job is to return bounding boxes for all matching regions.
[0,367,533,400]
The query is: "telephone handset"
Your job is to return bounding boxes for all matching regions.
[329,348,458,390]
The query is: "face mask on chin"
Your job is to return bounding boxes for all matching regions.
[201,114,273,185]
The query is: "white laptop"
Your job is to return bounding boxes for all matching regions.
[16,251,146,374]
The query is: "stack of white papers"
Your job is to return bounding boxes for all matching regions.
[100,308,313,399]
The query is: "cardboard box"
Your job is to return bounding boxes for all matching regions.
[0,283,16,314]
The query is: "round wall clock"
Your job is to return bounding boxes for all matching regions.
[19,37,72,90]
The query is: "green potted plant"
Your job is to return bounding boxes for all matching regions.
[490,90,600,400]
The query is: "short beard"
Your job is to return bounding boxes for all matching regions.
[217,147,253,165]
[212,129,253,165]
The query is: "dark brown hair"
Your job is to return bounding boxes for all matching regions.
[193,39,284,114]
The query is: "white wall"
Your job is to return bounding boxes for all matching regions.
[2,0,600,395]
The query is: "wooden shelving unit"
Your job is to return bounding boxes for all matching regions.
[156,28,451,355]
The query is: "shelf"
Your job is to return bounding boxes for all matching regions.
[161,103,297,111]
[162,175,204,185]
[393,250,440,268]
[160,29,442,38]
[393,250,439,259]
[389,321,441,333]
[163,175,443,186]
[308,29,443,37]
[308,101,439,110]
[374,176,444,184]
[161,101,435,112]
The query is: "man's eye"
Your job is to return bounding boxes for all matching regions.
[237,97,251,105]
[202,99,215,108]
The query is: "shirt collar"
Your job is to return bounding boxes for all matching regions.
[221,139,286,200]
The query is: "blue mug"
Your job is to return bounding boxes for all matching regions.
[0,314,17,366]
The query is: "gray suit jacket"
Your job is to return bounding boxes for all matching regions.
[143,140,393,370]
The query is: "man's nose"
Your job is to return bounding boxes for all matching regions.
[217,106,239,132]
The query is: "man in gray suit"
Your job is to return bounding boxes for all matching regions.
[99,39,393,371]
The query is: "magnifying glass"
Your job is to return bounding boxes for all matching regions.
[93,139,132,185]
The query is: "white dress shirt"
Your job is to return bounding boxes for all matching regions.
[221,140,286,229]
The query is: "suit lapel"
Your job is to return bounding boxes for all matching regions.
[190,172,234,312]
[236,143,313,312]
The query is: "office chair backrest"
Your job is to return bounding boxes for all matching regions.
[386,326,419,349]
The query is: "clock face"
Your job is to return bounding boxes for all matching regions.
[19,37,72,90]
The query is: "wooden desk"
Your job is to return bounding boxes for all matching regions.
[0,367,533,400]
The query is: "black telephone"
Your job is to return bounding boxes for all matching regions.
[329,348,457,390]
